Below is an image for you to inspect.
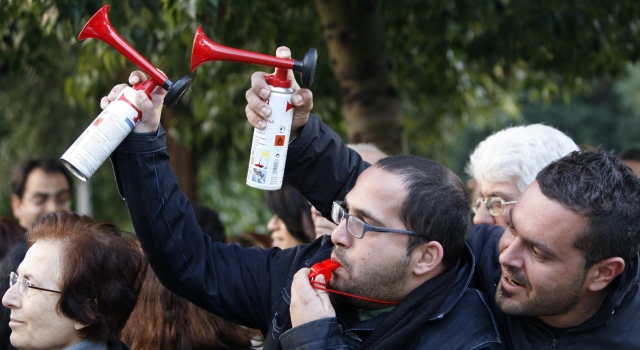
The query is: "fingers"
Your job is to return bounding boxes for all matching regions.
[275,46,291,59]
[289,268,335,327]
[275,46,300,90]
[250,71,272,100]
[246,72,273,129]
[135,90,154,112]
[291,89,313,130]
[129,71,147,86]
[100,83,129,110]
[312,274,333,312]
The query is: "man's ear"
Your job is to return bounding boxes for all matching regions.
[587,257,625,292]
[411,241,444,276]
[10,194,22,220]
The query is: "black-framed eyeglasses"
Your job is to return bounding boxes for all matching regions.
[472,197,517,217]
[331,201,415,239]
[9,272,61,296]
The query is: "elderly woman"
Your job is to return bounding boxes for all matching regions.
[2,211,145,350]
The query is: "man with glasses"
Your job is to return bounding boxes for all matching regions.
[244,51,640,349]
[103,72,502,349]
[465,124,578,229]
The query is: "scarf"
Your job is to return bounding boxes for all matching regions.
[360,260,460,350]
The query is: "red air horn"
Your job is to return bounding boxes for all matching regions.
[79,5,192,106]
[190,25,317,190]
[61,5,192,181]
[190,25,317,88]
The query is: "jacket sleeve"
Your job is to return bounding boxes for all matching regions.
[109,126,304,332]
[283,114,369,218]
[468,224,503,295]
[279,318,350,350]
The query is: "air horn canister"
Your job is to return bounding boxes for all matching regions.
[191,25,317,190]
[61,5,192,181]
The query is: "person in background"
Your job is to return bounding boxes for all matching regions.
[620,146,640,177]
[266,182,315,249]
[311,143,388,238]
[0,217,25,263]
[465,124,578,229]
[10,157,73,229]
[121,262,262,350]
[122,206,264,350]
[2,211,145,349]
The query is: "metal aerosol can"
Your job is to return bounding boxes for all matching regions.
[246,68,295,190]
[61,80,157,181]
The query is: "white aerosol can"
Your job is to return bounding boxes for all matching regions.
[61,80,157,181]
[246,68,295,190]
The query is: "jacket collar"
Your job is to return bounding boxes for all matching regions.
[430,243,476,320]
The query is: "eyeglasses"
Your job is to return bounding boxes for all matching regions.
[472,197,517,216]
[331,201,415,239]
[9,272,61,296]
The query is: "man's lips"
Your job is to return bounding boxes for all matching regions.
[501,273,526,292]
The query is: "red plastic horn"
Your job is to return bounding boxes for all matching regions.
[79,5,192,107]
[190,25,317,88]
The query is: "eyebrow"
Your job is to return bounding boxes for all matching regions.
[509,209,558,259]
[344,198,385,227]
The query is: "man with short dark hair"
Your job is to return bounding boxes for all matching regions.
[10,157,73,229]
[244,48,640,348]
[102,72,502,349]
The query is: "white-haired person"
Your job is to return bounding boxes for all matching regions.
[465,124,578,229]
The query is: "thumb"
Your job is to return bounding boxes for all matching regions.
[291,89,313,130]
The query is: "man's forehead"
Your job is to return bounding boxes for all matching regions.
[24,169,70,191]
[511,183,588,250]
[346,167,406,220]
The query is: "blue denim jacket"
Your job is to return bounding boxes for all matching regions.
[111,126,502,349]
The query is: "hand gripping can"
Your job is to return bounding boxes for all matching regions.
[246,84,294,190]
[61,84,149,181]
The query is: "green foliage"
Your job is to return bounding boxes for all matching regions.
[1,0,639,235]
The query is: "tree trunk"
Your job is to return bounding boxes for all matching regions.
[314,0,405,155]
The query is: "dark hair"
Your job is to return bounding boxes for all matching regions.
[27,212,146,342]
[266,183,315,244]
[0,217,26,261]
[537,149,640,267]
[10,157,74,198]
[375,155,470,269]
[121,263,262,349]
[0,239,27,350]
[193,204,226,244]
[620,147,640,161]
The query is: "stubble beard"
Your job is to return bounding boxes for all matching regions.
[330,247,410,309]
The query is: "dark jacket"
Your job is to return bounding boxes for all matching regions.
[286,113,640,349]
[469,224,640,349]
[110,126,501,349]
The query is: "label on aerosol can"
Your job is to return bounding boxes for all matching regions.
[61,87,141,181]
[246,86,294,190]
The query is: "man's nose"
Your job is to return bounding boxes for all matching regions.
[473,204,495,226]
[330,219,352,248]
